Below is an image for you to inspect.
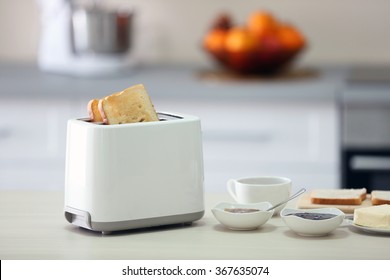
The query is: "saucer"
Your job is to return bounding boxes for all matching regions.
[350,223,390,235]
[211,201,274,230]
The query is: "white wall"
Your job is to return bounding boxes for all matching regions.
[1,0,390,66]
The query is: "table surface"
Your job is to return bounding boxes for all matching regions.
[1,190,389,260]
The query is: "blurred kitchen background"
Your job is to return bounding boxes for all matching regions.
[1,0,390,192]
[2,0,390,65]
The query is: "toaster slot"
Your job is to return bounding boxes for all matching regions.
[78,117,104,125]
[78,112,183,124]
[158,112,183,121]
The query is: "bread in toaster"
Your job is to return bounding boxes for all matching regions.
[98,84,159,125]
[310,188,367,205]
[371,190,390,205]
[354,204,390,228]
[87,99,104,122]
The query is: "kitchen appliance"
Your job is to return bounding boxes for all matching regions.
[64,113,205,233]
[341,67,390,192]
[37,0,136,76]
[342,148,390,192]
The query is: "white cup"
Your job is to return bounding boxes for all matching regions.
[227,176,292,214]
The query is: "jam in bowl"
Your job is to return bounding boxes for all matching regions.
[281,208,345,236]
[212,201,274,230]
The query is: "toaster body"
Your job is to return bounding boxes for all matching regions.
[64,112,204,233]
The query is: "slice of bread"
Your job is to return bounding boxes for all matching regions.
[371,190,390,205]
[310,188,367,205]
[87,99,103,122]
[98,84,159,125]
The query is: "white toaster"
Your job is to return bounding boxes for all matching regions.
[64,112,205,234]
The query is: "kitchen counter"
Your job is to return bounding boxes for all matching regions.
[1,190,389,260]
[0,63,343,102]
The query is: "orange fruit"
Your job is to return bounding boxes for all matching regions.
[224,27,257,72]
[277,24,306,52]
[247,11,278,39]
[203,29,227,60]
[224,27,256,53]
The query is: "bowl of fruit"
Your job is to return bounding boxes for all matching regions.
[203,11,307,75]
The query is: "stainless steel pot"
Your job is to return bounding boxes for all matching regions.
[71,5,133,54]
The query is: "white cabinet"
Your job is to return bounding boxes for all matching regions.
[0,100,85,189]
[0,97,339,191]
[155,99,340,192]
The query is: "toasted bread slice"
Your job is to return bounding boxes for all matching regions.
[98,84,159,125]
[310,188,367,205]
[371,190,390,205]
[87,99,104,122]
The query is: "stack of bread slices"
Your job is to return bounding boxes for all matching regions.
[310,188,390,206]
[310,188,367,205]
[88,84,159,125]
[371,190,390,205]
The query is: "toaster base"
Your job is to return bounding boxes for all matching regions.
[65,206,204,234]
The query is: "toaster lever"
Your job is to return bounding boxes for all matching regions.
[64,206,92,230]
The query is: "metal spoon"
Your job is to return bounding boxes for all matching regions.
[266,188,307,212]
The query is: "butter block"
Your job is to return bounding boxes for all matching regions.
[354,205,390,228]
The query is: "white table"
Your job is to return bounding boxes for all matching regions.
[1,190,389,260]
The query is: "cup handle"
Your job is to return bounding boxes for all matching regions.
[227,179,238,201]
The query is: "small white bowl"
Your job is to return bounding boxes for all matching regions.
[211,201,274,230]
[281,208,345,236]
